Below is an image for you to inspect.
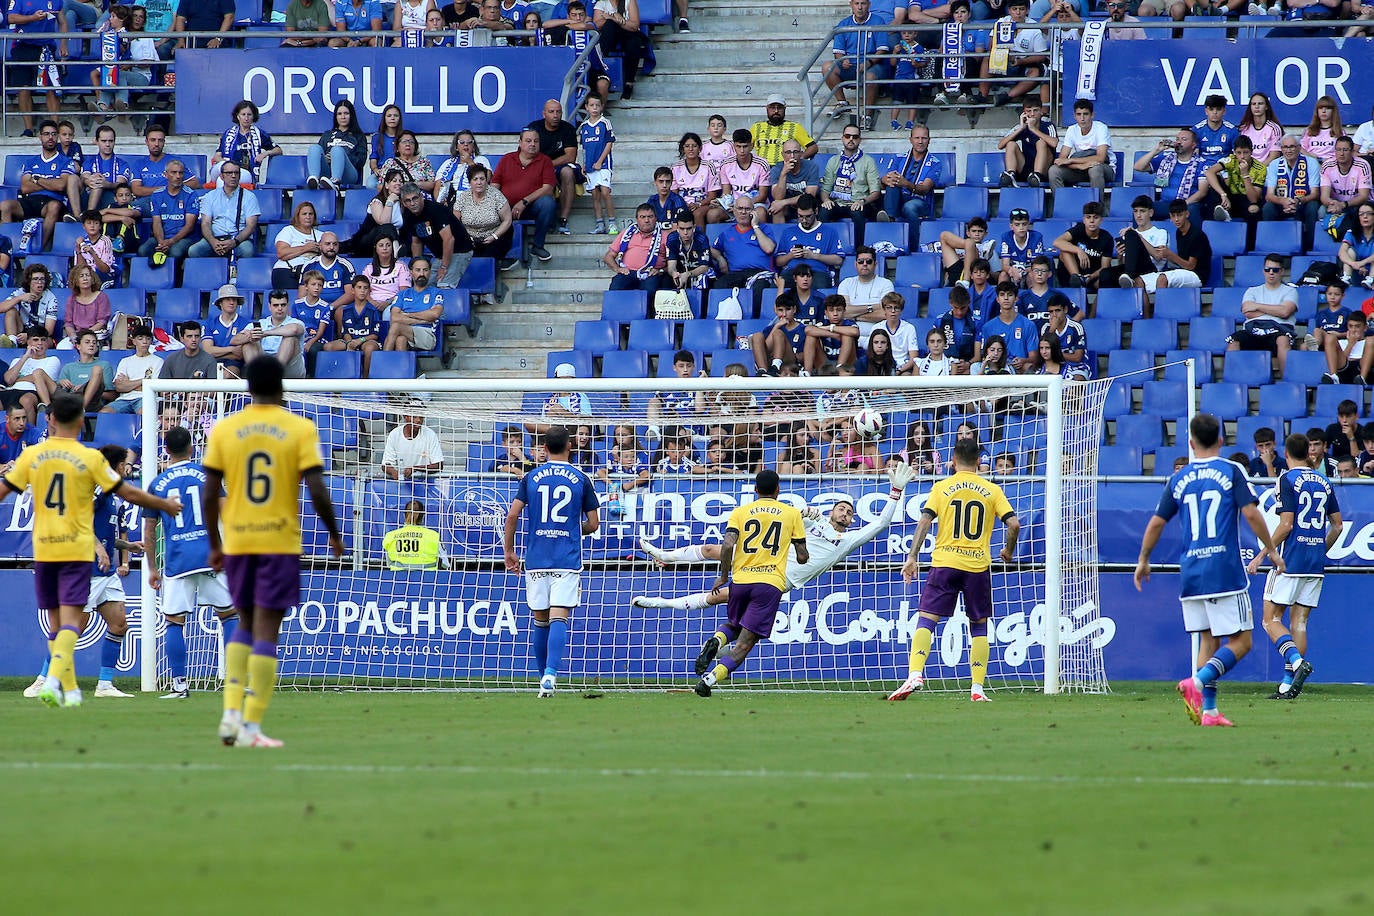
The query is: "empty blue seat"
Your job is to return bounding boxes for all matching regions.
[181,258,227,293]
[1106,349,1153,379]
[626,319,675,353]
[1163,349,1213,383]
[1208,287,1246,321]
[261,155,307,189]
[1102,379,1133,417]
[1186,316,1233,353]
[1236,415,1283,449]
[941,187,989,221]
[864,221,909,255]
[234,257,274,292]
[895,253,942,290]
[1099,444,1142,476]
[1202,220,1247,257]
[458,257,496,295]
[154,287,201,323]
[89,414,139,452]
[1151,446,1188,474]
[1142,379,1189,416]
[105,287,146,317]
[998,187,1045,221]
[52,220,85,255]
[1232,255,1270,289]
[962,152,1004,188]
[315,350,362,379]
[1221,349,1274,386]
[1115,414,1164,451]
[1284,349,1328,387]
[1199,382,1248,419]
[129,260,174,290]
[252,188,286,222]
[1128,318,1177,354]
[1081,317,1121,350]
[601,349,649,378]
[1152,287,1201,321]
[290,187,338,223]
[601,289,648,324]
[1050,186,1100,220]
[573,319,618,355]
[368,351,415,379]
[1258,381,1308,419]
[546,350,594,378]
[1255,220,1302,255]
[680,318,729,352]
[438,287,472,330]
[1095,287,1143,321]
[342,189,373,221]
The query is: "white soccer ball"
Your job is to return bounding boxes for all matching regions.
[853,408,885,440]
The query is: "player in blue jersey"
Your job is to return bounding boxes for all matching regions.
[1136,413,1283,727]
[143,427,237,699]
[502,426,601,697]
[1247,432,1343,700]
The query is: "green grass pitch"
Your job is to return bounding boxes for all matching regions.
[3,681,1372,915]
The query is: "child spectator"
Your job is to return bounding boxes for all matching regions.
[74,209,117,288]
[804,293,860,373]
[646,166,690,230]
[490,427,537,475]
[777,424,821,475]
[859,327,898,377]
[998,208,1050,286]
[1052,201,1114,291]
[935,284,978,372]
[1325,398,1363,459]
[1313,280,1351,363]
[827,416,881,473]
[870,291,920,373]
[887,28,929,132]
[326,276,385,377]
[965,258,997,324]
[101,184,141,258]
[580,95,617,235]
[893,420,941,476]
[1306,426,1337,476]
[1355,424,1374,476]
[294,270,334,372]
[979,281,1038,372]
[1324,308,1372,385]
[929,216,997,286]
[993,453,1018,477]
[915,326,951,377]
[748,296,805,377]
[655,433,699,474]
[945,421,992,473]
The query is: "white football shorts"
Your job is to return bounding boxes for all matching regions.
[1181,590,1253,636]
[585,167,612,190]
[525,569,581,611]
[1263,571,1323,609]
[84,574,125,614]
[163,571,233,617]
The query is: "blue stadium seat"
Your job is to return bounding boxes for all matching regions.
[962,152,1004,188]
[89,414,139,452]
[342,189,373,222]
[251,188,286,222]
[1081,318,1121,350]
[1128,318,1177,354]
[1258,381,1308,420]
[1202,220,1247,258]
[52,220,85,255]
[573,319,619,355]
[546,350,594,378]
[1163,349,1214,383]
[234,257,274,292]
[129,260,174,290]
[290,187,338,223]
[998,187,1045,221]
[1152,287,1201,321]
[1142,379,1189,416]
[940,187,989,222]
[1314,384,1365,420]
[601,289,648,325]
[601,349,649,378]
[626,319,675,353]
[1050,186,1100,220]
[1255,220,1302,256]
[917,218,963,249]
[315,350,362,379]
[438,287,472,331]
[1208,287,1247,321]
[1106,349,1153,379]
[1199,382,1248,420]
[709,348,752,376]
[1108,191,1142,219]
[1151,446,1188,474]
[1115,414,1164,452]
[105,287,145,318]
[926,287,952,316]
[1221,350,1274,387]
[895,253,942,290]
[1311,230,1341,256]
[261,155,307,189]
[680,319,729,352]
[1095,287,1143,321]
[1236,415,1283,449]
[2,154,27,187]
[864,222,909,255]
[1102,379,1133,417]
[154,287,201,323]
[1185,316,1233,353]
[706,288,746,320]
[181,258,227,293]
[1284,349,1328,387]
[368,351,415,379]
[1099,445,1142,476]
[1232,255,1269,289]
[458,257,496,295]
[1292,282,1320,324]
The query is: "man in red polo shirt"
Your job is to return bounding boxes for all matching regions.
[603,204,666,294]
[493,128,557,263]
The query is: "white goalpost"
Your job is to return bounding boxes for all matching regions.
[138,372,1114,695]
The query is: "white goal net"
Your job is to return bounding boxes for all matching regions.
[139,373,1113,695]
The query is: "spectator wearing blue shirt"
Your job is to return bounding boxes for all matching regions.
[331,0,384,46]
[1312,282,1352,361]
[0,121,79,252]
[326,276,385,376]
[997,208,1049,286]
[645,168,689,229]
[1194,95,1239,169]
[187,162,261,259]
[294,269,335,372]
[7,0,67,136]
[1134,127,1209,224]
[978,280,1038,370]
[172,0,236,49]
[300,232,357,307]
[935,284,979,369]
[0,402,44,474]
[879,124,942,250]
[384,256,443,353]
[1338,202,1374,287]
[138,160,199,259]
[823,0,892,129]
[202,285,253,376]
[774,194,844,286]
[710,200,777,308]
[131,126,203,214]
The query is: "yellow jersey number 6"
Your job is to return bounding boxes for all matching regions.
[246,451,273,504]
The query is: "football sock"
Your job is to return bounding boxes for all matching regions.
[969,620,989,690]
[98,631,123,684]
[165,622,187,681]
[223,628,253,715]
[658,545,707,563]
[1280,665,1295,690]
[908,616,937,676]
[243,640,278,725]
[719,623,741,642]
[1202,684,1218,713]
[1275,635,1303,668]
[40,631,55,678]
[644,592,712,610]
[219,613,239,650]
[52,626,80,692]
[532,620,550,673]
[545,618,569,678]
[708,654,741,685]
[1195,646,1239,687]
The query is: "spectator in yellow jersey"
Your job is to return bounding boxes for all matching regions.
[749,95,818,167]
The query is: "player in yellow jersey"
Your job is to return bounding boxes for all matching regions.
[890,438,1020,702]
[203,357,344,748]
[0,393,181,708]
[694,469,808,697]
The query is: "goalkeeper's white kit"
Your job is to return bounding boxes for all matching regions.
[784,491,902,591]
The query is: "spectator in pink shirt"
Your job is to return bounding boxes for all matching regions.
[60,264,112,348]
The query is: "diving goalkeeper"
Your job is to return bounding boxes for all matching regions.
[633,461,914,614]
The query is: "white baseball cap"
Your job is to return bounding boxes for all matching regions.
[554,363,577,378]
[766,94,787,107]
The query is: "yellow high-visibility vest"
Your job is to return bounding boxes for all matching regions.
[382,524,442,571]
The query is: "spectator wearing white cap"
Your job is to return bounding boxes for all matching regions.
[750,95,818,168]
[526,362,593,435]
[381,401,445,480]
